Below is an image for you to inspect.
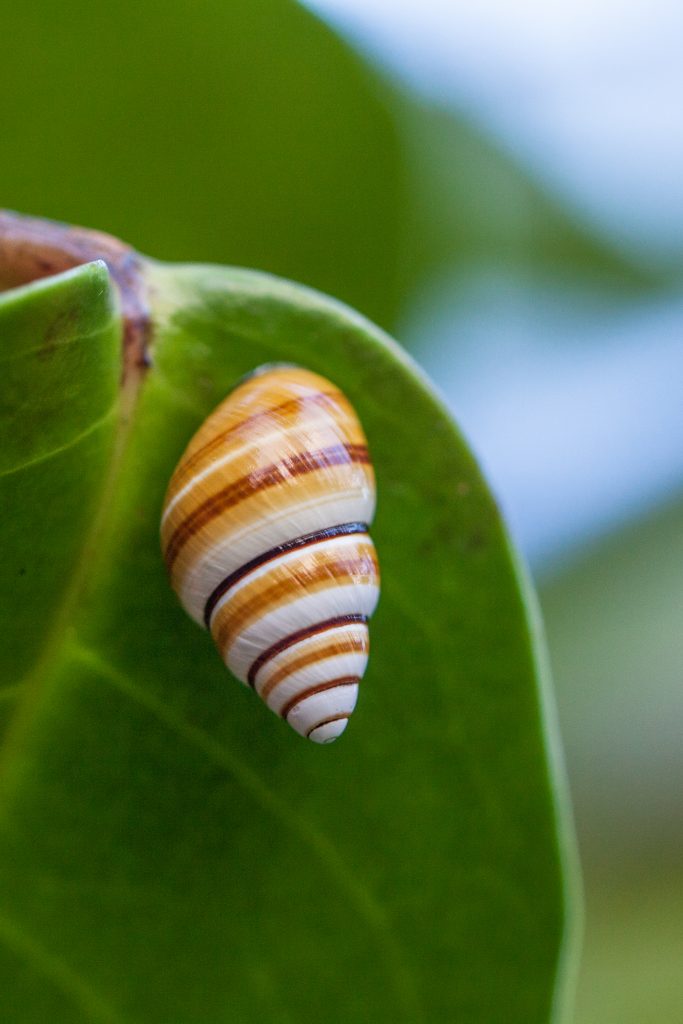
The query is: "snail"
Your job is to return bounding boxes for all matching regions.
[160,365,380,743]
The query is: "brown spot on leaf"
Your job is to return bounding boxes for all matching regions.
[0,210,152,384]
[38,304,80,362]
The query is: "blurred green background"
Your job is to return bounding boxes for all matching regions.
[1,0,681,1019]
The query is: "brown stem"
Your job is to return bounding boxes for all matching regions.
[0,210,152,381]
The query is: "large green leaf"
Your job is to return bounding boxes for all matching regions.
[0,245,575,1022]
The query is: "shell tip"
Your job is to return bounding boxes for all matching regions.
[307,717,350,744]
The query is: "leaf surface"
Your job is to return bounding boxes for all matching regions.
[0,263,120,698]
[0,259,574,1023]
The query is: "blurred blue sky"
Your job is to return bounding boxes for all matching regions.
[408,273,683,571]
[305,0,683,261]
[304,0,683,573]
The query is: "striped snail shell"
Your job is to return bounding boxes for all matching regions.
[160,365,380,744]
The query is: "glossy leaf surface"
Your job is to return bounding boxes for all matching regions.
[0,258,574,1022]
[0,263,119,698]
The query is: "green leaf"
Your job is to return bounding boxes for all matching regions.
[0,0,406,330]
[0,262,120,697]
[0,0,658,343]
[0,255,575,1022]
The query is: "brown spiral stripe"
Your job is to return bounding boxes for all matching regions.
[246,613,368,688]
[164,442,370,571]
[203,522,369,628]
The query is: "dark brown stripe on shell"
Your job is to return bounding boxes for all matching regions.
[306,714,350,739]
[203,522,369,627]
[280,676,360,721]
[213,549,378,654]
[259,633,369,701]
[247,614,368,688]
[172,390,345,487]
[164,442,370,570]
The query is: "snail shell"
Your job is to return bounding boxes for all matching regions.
[160,365,380,743]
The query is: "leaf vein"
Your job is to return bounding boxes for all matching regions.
[0,406,117,481]
[0,906,129,1024]
[0,319,115,367]
[69,639,424,1024]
